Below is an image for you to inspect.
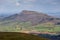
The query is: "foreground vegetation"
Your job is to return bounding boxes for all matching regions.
[0,32,49,40]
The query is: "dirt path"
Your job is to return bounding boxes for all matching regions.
[20,30,56,35]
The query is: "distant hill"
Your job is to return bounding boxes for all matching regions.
[48,13,60,18]
[2,10,60,25]
[0,13,14,21]
[0,32,49,40]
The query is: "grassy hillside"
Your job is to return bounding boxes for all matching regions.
[0,32,49,40]
[0,20,60,34]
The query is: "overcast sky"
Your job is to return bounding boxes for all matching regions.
[0,0,60,14]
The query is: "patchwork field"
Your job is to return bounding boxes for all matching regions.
[0,20,60,34]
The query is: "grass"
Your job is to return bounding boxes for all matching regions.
[34,24,60,33]
[0,32,49,40]
[0,20,60,33]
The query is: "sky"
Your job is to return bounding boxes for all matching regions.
[0,0,60,15]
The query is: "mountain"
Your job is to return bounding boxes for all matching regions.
[0,10,60,33]
[2,10,60,25]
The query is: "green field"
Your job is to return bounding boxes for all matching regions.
[0,20,60,33]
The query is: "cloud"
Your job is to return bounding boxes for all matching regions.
[39,0,60,5]
[0,7,5,12]
[22,0,36,3]
[0,0,60,13]
[26,4,33,8]
[25,0,36,2]
[16,2,21,7]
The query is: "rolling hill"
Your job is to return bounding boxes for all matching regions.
[0,10,60,33]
